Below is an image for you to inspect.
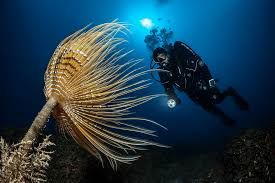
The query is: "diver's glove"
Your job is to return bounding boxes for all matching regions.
[167,96,181,108]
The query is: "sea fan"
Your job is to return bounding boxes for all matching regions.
[21,21,166,169]
[0,136,54,183]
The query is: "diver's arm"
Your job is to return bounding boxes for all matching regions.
[159,71,181,104]
[164,84,177,99]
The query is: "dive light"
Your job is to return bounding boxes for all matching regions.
[167,98,176,108]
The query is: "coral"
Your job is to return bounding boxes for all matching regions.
[193,126,274,183]
[223,129,274,183]
[0,135,54,183]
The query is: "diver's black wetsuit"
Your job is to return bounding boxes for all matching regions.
[158,41,249,125]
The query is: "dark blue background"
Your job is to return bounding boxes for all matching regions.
[0,0,274,150]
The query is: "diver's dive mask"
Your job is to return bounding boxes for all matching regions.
[153,47,169,65]
[156,53,169,67]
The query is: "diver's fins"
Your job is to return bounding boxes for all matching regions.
[223,116,236,126]
[210,105,236,126]
[228,87,250,111]
[221,115,236,126]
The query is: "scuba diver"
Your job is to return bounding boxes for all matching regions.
[153,41,249,126]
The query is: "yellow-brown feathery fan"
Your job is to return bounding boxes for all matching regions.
[21,21,167,170]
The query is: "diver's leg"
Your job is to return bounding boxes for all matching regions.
[212,87,249,110]
[226,87,249,110]
[204,104,236,126]
[209,87,229,104]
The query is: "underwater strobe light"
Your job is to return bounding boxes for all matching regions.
[140,18,153,29]
[167,98,176,108]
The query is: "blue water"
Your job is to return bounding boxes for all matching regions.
[0,0,274,151]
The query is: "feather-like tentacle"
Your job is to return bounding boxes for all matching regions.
[45,21,167,168]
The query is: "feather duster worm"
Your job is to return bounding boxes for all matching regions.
[21,21,167,169]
